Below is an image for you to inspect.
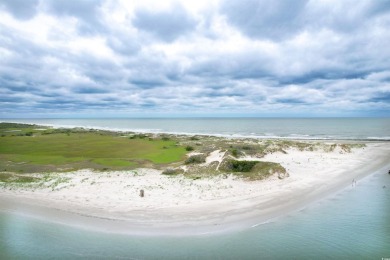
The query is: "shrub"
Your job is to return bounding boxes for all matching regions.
[162,168,183,175]
[129,134,147,139]
[219,159,287,180]
[185,146,194,151]
[225,160,257,172]
[190,136,199,141]
[161,136,170,141]
[185,154,206,164]
[231,148,240,157]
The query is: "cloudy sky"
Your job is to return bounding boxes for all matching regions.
[0,0,389,118]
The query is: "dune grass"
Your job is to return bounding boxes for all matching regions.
[0,172,38,183]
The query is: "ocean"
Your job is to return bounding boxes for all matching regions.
[2,117,390,140]
[0,117,389,259]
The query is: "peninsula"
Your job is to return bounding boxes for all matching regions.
[0,123,389,235]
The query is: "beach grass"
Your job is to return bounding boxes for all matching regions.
[0,172,38,183]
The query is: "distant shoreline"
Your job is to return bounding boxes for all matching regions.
[1,119,389,141]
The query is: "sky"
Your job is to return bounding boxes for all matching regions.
[0,0,389,118]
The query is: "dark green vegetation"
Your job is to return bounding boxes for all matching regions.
[230,148,241,158]
[222,160,258,172]
[185,145,194,151]
[185,154,206,164]
[219,159,286,180]
[0,123,186,173]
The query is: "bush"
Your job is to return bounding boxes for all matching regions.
[190,136,199,141]
[162,168,183,175]
[129,134,147,139]
[225,160,257,172]
[220,159,287,180]
[185,154,206,164]
[185,146,194,151]
[231,149,240,157]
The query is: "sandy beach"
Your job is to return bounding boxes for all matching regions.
[1,141,389,236]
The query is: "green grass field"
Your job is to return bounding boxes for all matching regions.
[0,123,186,173]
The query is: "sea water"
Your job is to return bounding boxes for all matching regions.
[2,117,390,140]
[1,168,389,259]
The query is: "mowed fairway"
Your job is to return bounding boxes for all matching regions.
[0,124,187,173]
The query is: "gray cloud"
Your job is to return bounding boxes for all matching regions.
[0,0,39,20]
[132,4,197,42]
[106,34,140,55]
[45,0,106,35]
[369,0,390,16]
[221,0,390,40]
[221,0,309,40]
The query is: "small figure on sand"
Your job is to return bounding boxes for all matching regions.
[352,179,357,187]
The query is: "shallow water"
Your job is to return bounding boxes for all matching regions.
[1,170,389,259]
[3,117,390,140]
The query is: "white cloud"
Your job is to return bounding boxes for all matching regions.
[0,0,389,117]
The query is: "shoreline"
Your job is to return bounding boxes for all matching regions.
[1,119,389,141]
[1,142,389,236]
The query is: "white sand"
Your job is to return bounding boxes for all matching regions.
[1,142,389,235]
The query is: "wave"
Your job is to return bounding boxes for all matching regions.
[1,119,389,141]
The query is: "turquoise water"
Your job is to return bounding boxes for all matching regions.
[1,169,389,259]
[2,118,390,140]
